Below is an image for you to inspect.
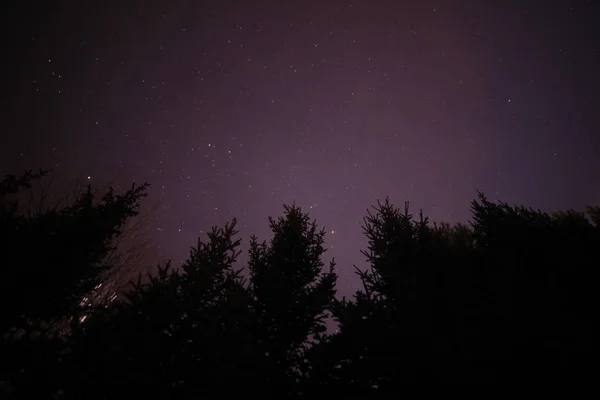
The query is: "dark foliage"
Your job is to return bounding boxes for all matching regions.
[1,172,596,398]
[0,170,149,398]
[64,220,256,399]
[0,170,149,337]
[60,204,336,399]
[306,193,596,393]
[248,204,337,396]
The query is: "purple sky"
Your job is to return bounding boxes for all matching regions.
[2,0,599,298]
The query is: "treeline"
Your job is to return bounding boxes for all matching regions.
[0,170,595,397]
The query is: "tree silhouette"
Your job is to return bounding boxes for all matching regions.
[310,193,597,390]
[468,191,597,383]
[306,198,453,392]
[247,204,337,396]
[0,169,149,398]
[0,170,149,338]
[63,219,251,398]
[64,205,337,398]
[2,177,596,397]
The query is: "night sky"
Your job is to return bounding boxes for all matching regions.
[2,0,599,298]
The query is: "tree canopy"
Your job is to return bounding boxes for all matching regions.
[0,171,596,398]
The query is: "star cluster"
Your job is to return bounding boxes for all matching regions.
[2,0,599,297]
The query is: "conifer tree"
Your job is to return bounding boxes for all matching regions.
[324,199,445,389]
[168,218,256,397]
[309,198,487,391]
[317,193,597,388]
[468,192,597,383]
[0,169,149,338]
[64,219,254,398]
[0,169,149,398]
[248,204,337,395]
[5,179,596,396]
